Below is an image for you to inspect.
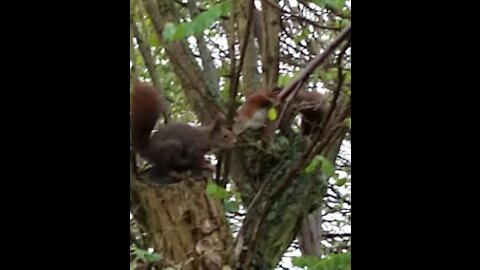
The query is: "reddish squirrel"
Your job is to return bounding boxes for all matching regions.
[232,90,278,135]
[232,88,329,136]
[131,80,237,180]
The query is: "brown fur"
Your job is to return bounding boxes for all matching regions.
[233,90,279,134]
[233,89,329,136]
[294,90,330,135]
[131,81,237,178]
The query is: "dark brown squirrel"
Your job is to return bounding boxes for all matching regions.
[232,88,330,136]
[131,80,237,181]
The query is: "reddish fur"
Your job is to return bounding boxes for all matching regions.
[232,90,279,134]
[233,89,329,136]
[236,91,278,118]
[131,80,163,155]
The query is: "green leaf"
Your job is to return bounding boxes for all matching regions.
[163,22,177,41]
[220,2,233,15]
[144,252,162,262]
[148,33,160,47]
[310,0,324,7]
[309,252,351,270]
[234,191,242,201]
[318,68,338,82]
[210,4,223,18]
[344,118,351,128]
[173,23,186,41]
[334,0,346,10]
[294,28,311,43]
[321,159,335,178]
[305,155,335,178]
[206,182,219,195]
[224,200,239,212]
[292,255,322,267]
[278,74,294,85]
[336,177,348,187]
[206,182,229,199]
[305,155,323,174]
[267,107,278,121]
[184,22,196,37]
[195,12,211,32]
[168,2,232,40]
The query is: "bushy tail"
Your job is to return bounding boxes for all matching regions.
[131,80,164,156]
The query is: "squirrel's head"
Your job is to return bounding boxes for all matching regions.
[206,120,237,149]
[232,90,279,135]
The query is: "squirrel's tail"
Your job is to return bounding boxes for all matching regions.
[131,80,164,156]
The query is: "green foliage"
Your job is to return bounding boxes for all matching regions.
[148,31,160,47]
[292,252,351,270]
[310,0,347,10]
[294,28,311,43]
[224,200,240,212]
[304,155,335,178]
[130,246,162,270]
[163,23,177,40]
[163,2,232,41]
[334,18,350,28]
[278,73,294,86]
[266,211,277,221]
[317,68,338,83]
[275,135,290,148]
[292,255,322,268]
[206,182,230,199]
[206,182,242,213]
[343,70,351,85]
[327,0,347,10]
[344,118,351,128]
[335,177,348,187]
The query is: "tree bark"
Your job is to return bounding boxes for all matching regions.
[142,0,225,123]
[259,0,280,90]
[131,175,232,269]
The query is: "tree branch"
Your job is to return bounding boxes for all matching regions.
[187,0,220,97]
[142,0,227,122]
[227,0,254,123]
[261,0,341,31]
[132,21,171,123]
[220,0,255,189]
[260,0,281,89]
[278,23,351,101]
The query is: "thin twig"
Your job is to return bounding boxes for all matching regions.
[174,0,230,20]
[132,22,171,123]
[227,0,255,123]
[261,0,341,31]
[278,23,351,101]
[221,0,255,185]
[272,23,351,133]
[321,38,351,128]
[187,0,220,96]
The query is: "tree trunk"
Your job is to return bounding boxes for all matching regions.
[131,174,232,269]
[298,207,324,255]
